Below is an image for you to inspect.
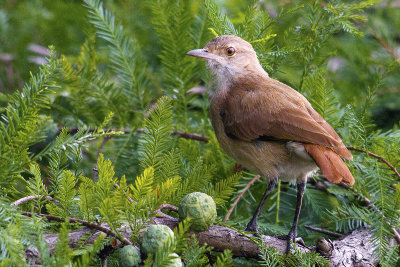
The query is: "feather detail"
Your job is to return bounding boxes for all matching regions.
[303,144,354,185]
[220,76,353,160]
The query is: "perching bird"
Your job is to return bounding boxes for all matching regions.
[187,35,354,251]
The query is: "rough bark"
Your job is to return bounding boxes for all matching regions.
[25,215,379,266]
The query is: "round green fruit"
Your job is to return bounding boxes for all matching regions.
[142,225,175,255]
[118,245,141,267]
[178,192,217,231]
[168,253,183,267]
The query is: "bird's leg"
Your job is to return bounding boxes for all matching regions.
[285,180,306,253]
[245,177,278,233]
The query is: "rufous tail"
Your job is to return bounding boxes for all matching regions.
[303,144,354,185]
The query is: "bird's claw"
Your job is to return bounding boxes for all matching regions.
[276,235,305,253]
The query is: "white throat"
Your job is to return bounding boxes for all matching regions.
[207,59,268,92]
[209,63,240,92]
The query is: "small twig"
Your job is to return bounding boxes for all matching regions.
[158,203,179,212]
[305,225,344,238]
[370,30,400,63]
[97,136,112,158]
[21,212,132,246]
[224,175,261,221]
[66,128,210,143]
[347,146,400,180]
[11,195,57,206]
[113,183,134,204]
[155,204,179,220]
[136,128,209,142]
[171,130,209,143]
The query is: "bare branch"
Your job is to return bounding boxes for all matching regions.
[370,30,400,63]
[347,146,400,180]
[21,212,132,246]
[305,225,344,238]
[11,195,57,206]
[224,175,261,221]
[170,130,209,143]
[157,203,179,212]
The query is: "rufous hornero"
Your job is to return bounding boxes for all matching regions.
[187,35,354,252]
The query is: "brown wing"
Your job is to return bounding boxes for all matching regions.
[221,78,352,160]
[305,104,352,159]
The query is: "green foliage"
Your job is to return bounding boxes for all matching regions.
[84,0,149,113]
[1,0,400,265]
[0,48,60,190]
[47,170,77,218]
[181,236,211,267]
[149,0,199,128]
[0,212,27,267]
[205,172,242,206]
[75,233,107,267]
[205,0,238,36]
[258,244,330,267]
[303,69,340,123]
[139,96,174,180]
[215,249,234,267]
[54,223,74,266]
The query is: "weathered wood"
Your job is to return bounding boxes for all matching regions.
[25,215,379,266]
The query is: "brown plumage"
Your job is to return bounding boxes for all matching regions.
[303,144,354,185]
[187,35,354,251]
[219,74,354,185]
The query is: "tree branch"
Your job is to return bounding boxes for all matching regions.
[21,212,132,246]
[11,195,57,206]
[24,215,379,266]
[347,146,400,180]
[305,225,344,238]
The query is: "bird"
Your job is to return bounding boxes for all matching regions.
[186,35,354,252]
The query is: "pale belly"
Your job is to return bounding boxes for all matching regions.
[218,135,319,182]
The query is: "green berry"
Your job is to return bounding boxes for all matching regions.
[178,192,217,231]
[142,225,175,254]
[168,253,183,267]
[118,245,141,267]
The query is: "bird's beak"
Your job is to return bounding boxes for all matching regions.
[186,49,221,61]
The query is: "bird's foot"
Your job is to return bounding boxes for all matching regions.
[245,219,259,236]
[276,234,304,254]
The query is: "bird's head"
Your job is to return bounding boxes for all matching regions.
[187,35,267,87]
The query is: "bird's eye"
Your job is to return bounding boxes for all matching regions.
[226,47,235,56]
